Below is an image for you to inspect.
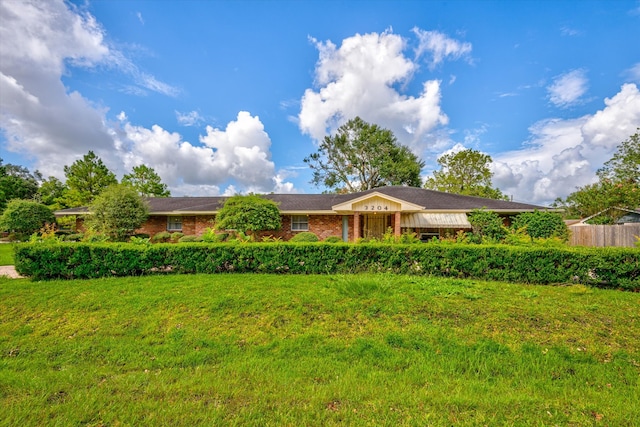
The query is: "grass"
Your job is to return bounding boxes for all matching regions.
[0,244,14,265]
[1,274,639,426]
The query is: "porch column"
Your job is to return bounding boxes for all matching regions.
[394,211,401,236]
[353,212,360,241]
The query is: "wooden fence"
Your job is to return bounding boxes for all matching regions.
[568,224,640,247]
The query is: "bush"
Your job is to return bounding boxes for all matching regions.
[290,232,319,242]
[14,242,638,290]
[512,211,569,241]
[86,184,148,241]
[152,231,171,243]
[178,235,202,243]
[0,200,55,235]
[324,236,342,243]
[170,232,184,242]
[468,209,507,242]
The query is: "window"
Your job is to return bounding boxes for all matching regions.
[291,215,309,231]
[167,216,183,231]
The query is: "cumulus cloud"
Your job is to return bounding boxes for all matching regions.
[412,28,473,69]
[117,111,295,195]
[0,0,176,169]
[299,29,454,153]
[493,83,640,204]
[0,0,292,196]
[547,69,589,108]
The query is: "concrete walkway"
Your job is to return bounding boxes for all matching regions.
[0,265,24,278]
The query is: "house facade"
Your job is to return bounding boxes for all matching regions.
[57,186,548,242]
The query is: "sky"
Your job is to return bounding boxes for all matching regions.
[1,0,639,205]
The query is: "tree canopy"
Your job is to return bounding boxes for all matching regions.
[87,184,149,241]
[215,194,281,234]
[122,165,170,197]
[63,151,117,207]
[0,159,40,211]
[424,149,507,200]
[554,130,640,223]
[304,117,424,193]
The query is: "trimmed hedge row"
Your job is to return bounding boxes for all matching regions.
[13,242,639,290]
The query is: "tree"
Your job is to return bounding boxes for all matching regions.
[63,151,117,207]
[36,176,68,209]
[554,131,640,223]
[596,130,639,184]
[512,211,569,241]
[215,194,281,234]
[87,184,149,241]
[304,117,424,193]
[0,159,40,211]
[424,149,507,200]
[0,199,55,236]
[122,165,170,197]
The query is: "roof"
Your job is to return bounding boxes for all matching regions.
[55,186,549,216]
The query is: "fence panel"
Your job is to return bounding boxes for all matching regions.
[568,224,640,247]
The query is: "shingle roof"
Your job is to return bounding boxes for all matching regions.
[55,186,548,216]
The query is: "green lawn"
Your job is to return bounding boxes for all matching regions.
[1,274,638,426]
[0,244,13,265]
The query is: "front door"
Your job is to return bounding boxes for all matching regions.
[362,214,390,239]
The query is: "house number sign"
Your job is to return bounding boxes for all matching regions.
[363,205,388,211]
[353,198,399,212]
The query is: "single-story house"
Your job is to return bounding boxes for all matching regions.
[56,186,549,242]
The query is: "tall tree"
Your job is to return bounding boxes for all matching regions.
[0,159,40,211]
[424,148,507,200]
[554,130,640,223]
[36,176,68,210]
[63,151,117,207]
[122,165,170,197]
[304,117,424,193]
[596,130,639,184]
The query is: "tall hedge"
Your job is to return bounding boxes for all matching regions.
[13,243,639,290]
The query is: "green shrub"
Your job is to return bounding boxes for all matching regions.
[170,232,184,242]
[512,211,569,241]
[63,233,84,242]
[324,236,342,243]
[201,227,228,243]
[152,231,171,243]
[13,242,639,290]
[0,200,55,235]
[468,209,507,242]
[178,235,202,243]
[290,232,319,242]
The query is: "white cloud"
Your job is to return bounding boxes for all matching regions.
[625,62,640,84]
[412,28,473,69]
[493,83,640,205]
[118,111,295,195]
[547,69,589,108]
[176,110,204,127]
[0,0,178,174]
[0,0,292,196]
[298,29,450,154]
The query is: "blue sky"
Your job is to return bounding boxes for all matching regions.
[1,0,639,205]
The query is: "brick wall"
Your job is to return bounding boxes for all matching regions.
[254,214,346,241]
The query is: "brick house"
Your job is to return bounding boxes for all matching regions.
[56,186,547,242]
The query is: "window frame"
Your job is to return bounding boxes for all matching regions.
[167,216,183,232]
[291,215,309,232]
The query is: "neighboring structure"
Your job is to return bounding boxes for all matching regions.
[567,207,640,247]
[56,186,548,242]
